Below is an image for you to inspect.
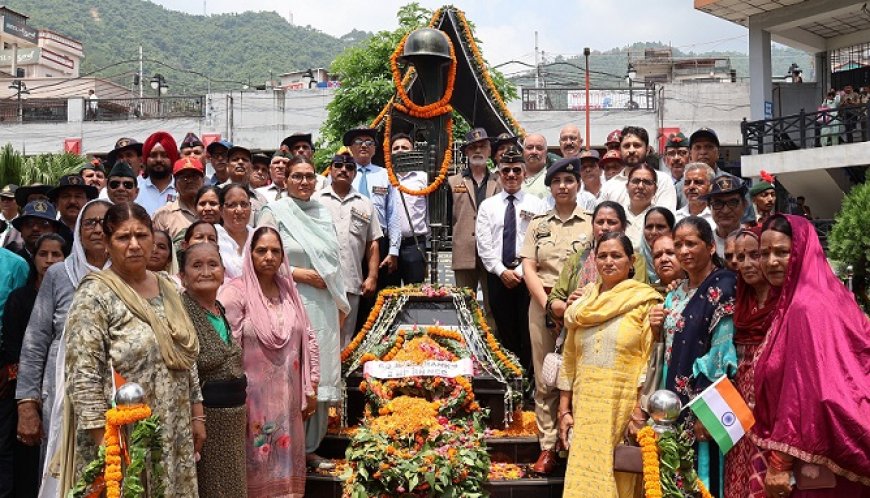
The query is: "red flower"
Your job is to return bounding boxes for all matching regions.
[276,434,291,449]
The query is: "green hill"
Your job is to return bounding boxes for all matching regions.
[6,0,366,94]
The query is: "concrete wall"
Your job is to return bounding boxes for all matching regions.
[773,82,824,118]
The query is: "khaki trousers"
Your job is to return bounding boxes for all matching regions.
[454,263,498,336]
[529,298,559,450]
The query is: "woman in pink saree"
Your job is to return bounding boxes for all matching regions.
[219,226,320,497]
[753,215,870,497]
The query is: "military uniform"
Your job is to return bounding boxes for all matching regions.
[314,185,383,347]
[152,200,197,249]
[520,205,593,451]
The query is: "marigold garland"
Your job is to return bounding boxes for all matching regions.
[390,33,457,117]
[103,403,152,498]
[638,425,716,498]
[384,112,453,196]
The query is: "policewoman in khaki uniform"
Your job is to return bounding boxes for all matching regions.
[520,156,593,475]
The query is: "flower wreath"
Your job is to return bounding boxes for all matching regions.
[638,426,714,498]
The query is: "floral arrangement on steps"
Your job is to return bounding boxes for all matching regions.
[342,327,491,497]
[637,426,714,498]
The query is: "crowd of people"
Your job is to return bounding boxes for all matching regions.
[0,122,866,498]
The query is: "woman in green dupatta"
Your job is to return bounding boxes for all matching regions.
[257,156,350,469]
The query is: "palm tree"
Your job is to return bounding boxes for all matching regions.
[0,143,83,187]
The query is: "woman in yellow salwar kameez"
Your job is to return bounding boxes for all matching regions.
[558,232,662,498]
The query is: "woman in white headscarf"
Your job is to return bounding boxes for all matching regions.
[12,199,112,497]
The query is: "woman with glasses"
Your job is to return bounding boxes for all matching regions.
[14,200,111,493]
[623,164,659,250]
[216,184,253,281]
[520,157,594,475]
[257,156,349,470]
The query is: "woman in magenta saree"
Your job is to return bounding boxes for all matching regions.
[220,226,320,498]
[753,215,870,497]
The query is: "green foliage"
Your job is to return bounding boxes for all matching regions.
[6,0,365,95]
[828,182,870,311]
[0,144,83,187]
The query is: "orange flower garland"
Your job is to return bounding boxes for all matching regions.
[390,33,457,117]
[103,403,152,498]
[474,307,523,378]
[638,425,714,498]
[381,328,406,361]
[383,112,452,196]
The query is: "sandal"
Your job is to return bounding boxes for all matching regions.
[307,454,336,470]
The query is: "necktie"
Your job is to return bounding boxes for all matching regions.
[502,194,516,267]
[358,166,369,198]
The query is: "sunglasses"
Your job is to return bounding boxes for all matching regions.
[684,179,707,186]
[353,139,375,147]
[710,198,742,210]
[109,180,136,190]
[500,167,523,176]
[332,163,356,171]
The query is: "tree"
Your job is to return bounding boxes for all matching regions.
[316,3,518,167]
[828,181,870,311]
[0,144,83,187]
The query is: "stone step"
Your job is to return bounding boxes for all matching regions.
[305,473,566,498]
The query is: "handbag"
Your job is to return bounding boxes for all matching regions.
[541,329,565,389]
[794,461,837,490]
[613,442,643,473]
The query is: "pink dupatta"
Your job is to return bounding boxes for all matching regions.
[751,215,870,486]
[225,229,318,410]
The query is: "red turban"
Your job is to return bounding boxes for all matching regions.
[142,131,179,165]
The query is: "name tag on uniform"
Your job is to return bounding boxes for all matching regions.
[166,193,177,203]
[452,184,468,193]
[372,186,388,196]
[520,210,535,221]
[351,207,370,222]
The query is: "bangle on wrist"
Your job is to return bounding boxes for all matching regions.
[192,415,206,422]
[17,398,39,407]
[559,411,572,420]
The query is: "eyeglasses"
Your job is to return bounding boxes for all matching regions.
[629,178,655,187]
[500,167,523,176]
[331,163,355,171]
[710,198,742,210]
[665,149,689,157]
[224,201,251,211]
[109,180,136,190]
[289,173,318,183]
[81,218,103,230]
[352,139,375,147]
[176,174,203,183]
[684,179,708,186]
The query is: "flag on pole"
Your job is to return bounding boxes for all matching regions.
[686,376,755,453]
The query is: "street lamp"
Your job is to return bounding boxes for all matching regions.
[8,80,29,122]
[625,63,638,110]
[150,73,168,95]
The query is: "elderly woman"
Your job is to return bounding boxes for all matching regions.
[723,228,779,498]
[1,233,66,495]
[557,232,662,497]
[520,157,594,475]
[15,200,111,464]
[180,243,247,497]
[640,206,676,290]
[650,216,737,497]
[216,184,253,281]
[650,235,683,291]
[623,164,658,250]
[257,156,348,469]
[753,215,870,498]
[219,227,319,497]
[63,202,204,496]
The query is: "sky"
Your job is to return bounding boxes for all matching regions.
[151,0,750,70]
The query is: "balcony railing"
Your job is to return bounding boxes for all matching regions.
[0,98,68,123]
[741,103,870,154]
[85,96,205,121]
[521,87,657,111]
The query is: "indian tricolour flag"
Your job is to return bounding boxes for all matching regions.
[686,376,755,453]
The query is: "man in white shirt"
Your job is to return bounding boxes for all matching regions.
[476,147,546,373]
[256,152,290,201]
[521,134,550,199]
[314,153,382,347]
[558,124,583,159]
[390,134,429,284]
[674,162,716,231]
[598,126,677,212]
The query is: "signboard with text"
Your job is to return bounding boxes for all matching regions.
[2,16,37,43]
[0,47,39,66]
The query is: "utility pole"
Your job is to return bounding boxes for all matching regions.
[534,31,540,89]
[138,46,143,98]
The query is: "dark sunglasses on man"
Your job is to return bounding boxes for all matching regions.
[109,180,136,190]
